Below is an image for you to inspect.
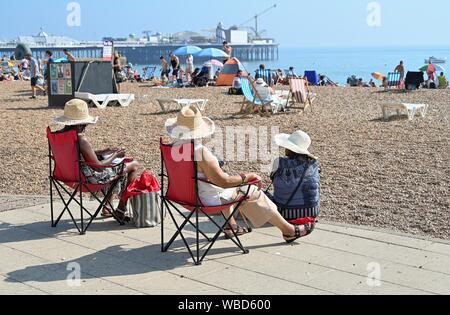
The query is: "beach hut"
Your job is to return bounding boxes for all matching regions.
[217,58,247,86]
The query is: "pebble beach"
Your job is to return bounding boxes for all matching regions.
[0,81,449,239]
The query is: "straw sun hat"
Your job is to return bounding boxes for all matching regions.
[275,130,317,160]
[165,105,215,140]
[54,99,98,126]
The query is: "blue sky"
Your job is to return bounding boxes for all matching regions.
[1,0,449,47]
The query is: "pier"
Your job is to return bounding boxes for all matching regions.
[0,43,279,64]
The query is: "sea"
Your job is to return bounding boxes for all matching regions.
[134,46,450,85]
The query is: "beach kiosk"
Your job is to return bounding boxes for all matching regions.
[47,60,119,108]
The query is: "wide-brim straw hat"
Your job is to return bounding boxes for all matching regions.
[275,130,317,160]
[54,99,98,126]
[165,105,215,140]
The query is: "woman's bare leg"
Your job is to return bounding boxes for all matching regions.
[117,161,140,211]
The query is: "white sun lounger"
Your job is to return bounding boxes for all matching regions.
[156,99,209,113]
[75,92,135,109]
[381,103,429,121]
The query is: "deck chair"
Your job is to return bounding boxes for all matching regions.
[255,69,274,86]
[143,66,157,80]
[386,72,403,90]
[287,78,317,113]
[240,77,281,115]
[160,140,258,265]
[47,128,126,235]
[304,71,319,86]
[75,92,135,109]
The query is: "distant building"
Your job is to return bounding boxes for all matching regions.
[12,29,79,48]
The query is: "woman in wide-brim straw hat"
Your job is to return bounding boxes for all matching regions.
[270,130,321,225]
[165,105,314,242]
[54,99,140,221]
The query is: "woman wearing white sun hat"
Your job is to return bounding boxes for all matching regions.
[165,105,314,243]
[54,99,141,221]
[270,130,321,223]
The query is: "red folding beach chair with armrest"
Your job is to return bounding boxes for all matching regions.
[47,127,127,235]
[160,139,259,265]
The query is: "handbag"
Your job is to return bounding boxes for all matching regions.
[130,192,163,228]
[121,171,164,228]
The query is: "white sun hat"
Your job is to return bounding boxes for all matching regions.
[275,130,318,160]
[54,99,98,126]
[165,105,216,140]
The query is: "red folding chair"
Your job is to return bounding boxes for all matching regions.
[160,139,258,265]
[47,127,126,235]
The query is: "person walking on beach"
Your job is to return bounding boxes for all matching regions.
[113,52,124,93]
[427,61,436,81]
[160,56,170,80]
[170,53,180,83]
[25,53,45,99]
[44,50,54,79]
[185,54,194,82]
[394,60,405,80]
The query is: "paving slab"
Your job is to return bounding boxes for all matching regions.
[1,195,450,295]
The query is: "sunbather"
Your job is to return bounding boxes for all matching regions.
[54,99,141,221]
[165,106,315,242]
[254,78,288,112]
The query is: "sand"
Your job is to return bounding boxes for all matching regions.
[0,81,449,239]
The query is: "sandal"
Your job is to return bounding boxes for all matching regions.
[224,225,251,239]
[113,208,131,224]
[283,223,315,244]
[101,207,113,218]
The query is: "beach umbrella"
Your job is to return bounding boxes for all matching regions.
[372,72,385,81]
[419,64,445,73]
[210,59,224,68]
[195,48,229,59]
[172,45,202,56]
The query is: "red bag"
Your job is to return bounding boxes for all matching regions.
[289,217,316,226]
[121,171,161,203]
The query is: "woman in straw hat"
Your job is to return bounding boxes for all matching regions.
[54,99,140,221]
[165,105,314,243]
[270,131,321,222]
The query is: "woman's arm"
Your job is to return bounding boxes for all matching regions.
[79,137,124,168]
[198,148,260,189]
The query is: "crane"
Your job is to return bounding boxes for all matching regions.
[239,4,277,39]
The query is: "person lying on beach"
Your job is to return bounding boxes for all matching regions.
[165,106,315,242]
[54,99,141,221]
